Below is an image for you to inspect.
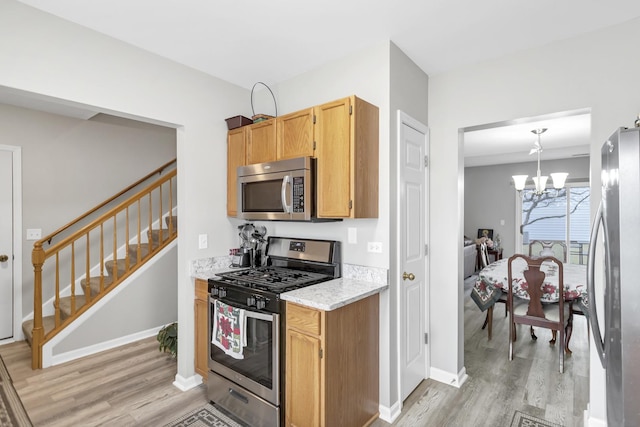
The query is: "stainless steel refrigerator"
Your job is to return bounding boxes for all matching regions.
[587,127,640,426]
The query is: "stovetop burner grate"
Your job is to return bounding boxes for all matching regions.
[216,267,331,291]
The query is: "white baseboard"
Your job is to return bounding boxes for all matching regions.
[48,326,161,367]
[430,366,468,388]
[0,338,16,347]
[173,373,203,391]
[584,405,606,427]
[378,400,402,423]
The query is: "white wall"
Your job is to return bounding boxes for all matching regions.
[388,43,429,411]
[261,42,390,268]
[429,17,640,424]
[0,0,247,383]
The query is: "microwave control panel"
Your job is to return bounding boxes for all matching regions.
[292,177,304,212]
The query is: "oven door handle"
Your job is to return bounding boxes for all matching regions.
[210,296,277,321]
[281,175,291,213]
[244,310,274,321]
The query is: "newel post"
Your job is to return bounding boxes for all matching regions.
[32,242,45,369]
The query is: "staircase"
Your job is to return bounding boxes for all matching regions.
[25,160,177,369]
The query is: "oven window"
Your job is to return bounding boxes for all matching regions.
[211,312,274,389]
[242,180,286,212]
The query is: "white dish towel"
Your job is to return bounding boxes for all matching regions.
[211,299,246,359]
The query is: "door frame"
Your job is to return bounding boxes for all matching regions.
[0,145,23,343]
[395,111,430,404]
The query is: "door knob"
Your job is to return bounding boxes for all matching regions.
[402,272,415,281]
[0,254,8,262]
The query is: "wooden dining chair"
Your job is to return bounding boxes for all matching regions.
[507,254,568,373]
[528,240,568,262]
[479,242,507,339]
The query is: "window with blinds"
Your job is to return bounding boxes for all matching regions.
[520,185,590,265]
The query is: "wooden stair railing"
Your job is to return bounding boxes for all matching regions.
[30,160,177,369]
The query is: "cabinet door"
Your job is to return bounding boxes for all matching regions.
[247,119,276,164]
[227,128,246,217]
[286,328,321,427]
[315,97,352,217]
[194,298,208,379]
[277,107,315,160]
[194,279,209,380]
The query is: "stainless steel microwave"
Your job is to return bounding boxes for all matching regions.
[237,156,318,221]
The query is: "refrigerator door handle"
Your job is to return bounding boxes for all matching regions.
[587,200,607,367]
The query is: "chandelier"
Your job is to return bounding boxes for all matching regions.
[512,128,568,196]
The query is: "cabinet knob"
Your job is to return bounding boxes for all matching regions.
[402,272,415,281]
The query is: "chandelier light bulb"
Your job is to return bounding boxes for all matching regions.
[532,175,549,193]
[512,127,568,196]
[551,172,569,189]
[513,175,528,191]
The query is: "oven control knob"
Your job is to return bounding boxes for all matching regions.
[218,288,227,298]
[247,296,256,307]
[256,298,266,310]
[211,287,219,296]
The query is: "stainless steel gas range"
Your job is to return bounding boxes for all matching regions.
[207,236,341,427]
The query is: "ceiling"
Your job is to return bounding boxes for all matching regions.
[9,0,640,164]
[463,110,591,167]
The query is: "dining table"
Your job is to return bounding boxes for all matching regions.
[470,257,588,352]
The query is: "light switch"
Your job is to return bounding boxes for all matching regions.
[347,227,357,244]
[198,234,208,249]
[500,219,505,226]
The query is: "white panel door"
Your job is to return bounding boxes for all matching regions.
[0,150,13,339]
[398,112,428,401]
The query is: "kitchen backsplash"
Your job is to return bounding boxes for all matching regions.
[342,264,388,285]
[191,256,388,285]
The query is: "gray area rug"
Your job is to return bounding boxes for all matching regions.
[511,410,563,427]
[0,355,32,427]
[164,403,244,427]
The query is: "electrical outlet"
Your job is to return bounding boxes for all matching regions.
[26,228,42,240]
[367,242,383,253]
[198,234,208,249]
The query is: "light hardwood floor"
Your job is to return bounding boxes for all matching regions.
[0,337,209,426]
[0,275,589,427]
[371,275,589,427]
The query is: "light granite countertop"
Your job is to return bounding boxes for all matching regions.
[191,256,388,311]
[279,278,387,311]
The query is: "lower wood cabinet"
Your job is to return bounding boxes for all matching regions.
[194,278,208,380]
[285,294,379,427]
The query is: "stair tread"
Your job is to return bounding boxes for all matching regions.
[81,276,114,297]
[58,295,87,319]
[105,258,138,277]
[128,243,152,261]
[22,316,56,346]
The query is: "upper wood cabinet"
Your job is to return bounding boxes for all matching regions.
[246,119,277,164]
[277,107,315,160]
[226,95,378,218]
[227,127,246,217]
[316,96,379,218]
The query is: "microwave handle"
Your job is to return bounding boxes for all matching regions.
[281,175,291,213]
